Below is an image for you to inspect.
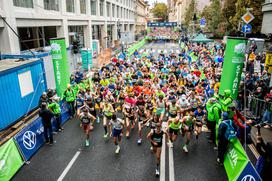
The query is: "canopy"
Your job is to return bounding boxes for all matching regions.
[190,34,213,43]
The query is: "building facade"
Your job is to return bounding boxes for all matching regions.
[261,0,272,34]
[135,0,147,38]
[0,0,136,54]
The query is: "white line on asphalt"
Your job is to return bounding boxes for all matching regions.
[160,122,168,181]
[169,141,175,181]
[57,151,81,181]
[160,134,166,181]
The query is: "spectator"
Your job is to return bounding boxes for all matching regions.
[39,103,55,145]
[39,92,48,107]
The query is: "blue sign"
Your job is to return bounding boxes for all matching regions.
[60,102,70,125]
[200,18,206,26]
[14,117,45,161]
[237,162,262,181]
[241,24,252,33]
[147,22,177,27]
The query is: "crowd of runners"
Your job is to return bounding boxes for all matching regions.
[38,32,272,177]
[55,36,229,176]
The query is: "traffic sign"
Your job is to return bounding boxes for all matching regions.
[241,24,252,34]
[200,18,206,25]
[200,18,206,28]
[242,12,255,24]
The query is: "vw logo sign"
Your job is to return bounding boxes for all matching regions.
[23,131,36,150]
[241,175,256,181]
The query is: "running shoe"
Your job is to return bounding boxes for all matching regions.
[183,145,188,153]
[85,140,90,147]
[150,146,153,152]
[104,133,109,139]
[115,145,120,154]
[137,138,142,144]
[155,169,160,176]
[96,117,100,123]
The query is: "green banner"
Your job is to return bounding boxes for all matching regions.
[224,139,249,181]
[127,37,146,56]
[50,38,70,97]
[81,49,93,70]
[0,139,24,181]
[219,38,246,99]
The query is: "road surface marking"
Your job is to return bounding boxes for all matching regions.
[57,151,81,181]
[169,143,175,181]
[160,122,167,181]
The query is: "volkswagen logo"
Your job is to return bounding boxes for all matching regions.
[241,175,256,181]
[23,131,36,150]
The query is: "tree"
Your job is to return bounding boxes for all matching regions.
[201,0,226,36]
[184,0,196,28]
[152,3,169,22]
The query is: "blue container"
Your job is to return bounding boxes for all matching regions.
[0,59,47,130]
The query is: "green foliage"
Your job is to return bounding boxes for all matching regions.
[184,0,196,27]
[152,3,169,22]
[201,0,264,36]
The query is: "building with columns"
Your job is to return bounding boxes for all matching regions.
[135,0,147,39]
[0,0,136,54]
[261,0,272,34]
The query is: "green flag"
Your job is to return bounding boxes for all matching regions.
[0,139,24,181]
[224,138,249,181]
[219,38,246,99]
[50,38,70,98]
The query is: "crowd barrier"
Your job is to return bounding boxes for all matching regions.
[127,37,147,56]
[0,102,70,181]
[248,96,271,121]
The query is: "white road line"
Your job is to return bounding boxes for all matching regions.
[169,145,175,181]
[57,151,81,181]
[160,122,167,181]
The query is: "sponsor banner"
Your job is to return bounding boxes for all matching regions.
[14,117,45,161]
[81,49,93,70]
[147,22,177,27]
[224,139,249,181]
[236,162,262,181]
[219,38,246,99]
[50,38,70,98]
[0,139,24,181]
[265,51,272,73]
[92,40,99,58]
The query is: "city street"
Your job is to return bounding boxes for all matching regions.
[12,43,227,181]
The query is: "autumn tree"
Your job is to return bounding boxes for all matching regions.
[152,3,169,22]
[184,0,196,28]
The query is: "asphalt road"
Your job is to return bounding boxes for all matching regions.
[12,42,227,181]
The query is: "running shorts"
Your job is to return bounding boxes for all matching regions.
[169,127,179,135]
[113,128,122,137]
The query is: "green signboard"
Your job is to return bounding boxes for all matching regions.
[50,38,70,97]
[81,49,93,70]
[224,139,249,181]
[0,139,24,181]
[219,38,246,99]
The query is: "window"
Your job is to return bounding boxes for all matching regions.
[112,4,115,17]
[91,0,96,15]
[99,0,104,16]
[66,0,75,13]
[13,0,33,8]
[80,0,86,14]
[106,2,110,17]
[44,0,59,11]
[18,71,34,97]
[117,6,119,18]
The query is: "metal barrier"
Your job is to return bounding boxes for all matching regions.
[248,96,271,121]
